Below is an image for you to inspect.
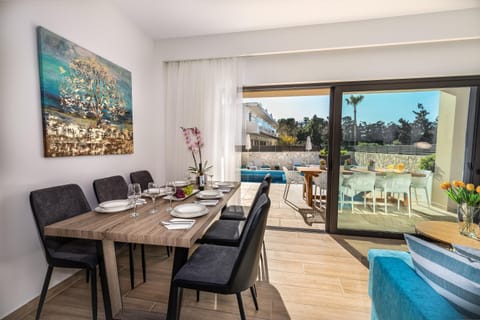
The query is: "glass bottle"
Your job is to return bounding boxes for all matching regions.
[198,163,205,191]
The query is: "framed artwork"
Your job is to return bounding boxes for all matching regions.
[37,26,133,157]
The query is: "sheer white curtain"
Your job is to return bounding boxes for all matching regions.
[164,58,243,182]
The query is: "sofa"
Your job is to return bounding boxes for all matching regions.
[368,249,464,320]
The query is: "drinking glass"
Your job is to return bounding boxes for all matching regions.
[165,181,176,212]
[147,182,161,214]
[208,173,214,189]
[128,183,142,217]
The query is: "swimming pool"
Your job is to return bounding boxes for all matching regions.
[240,169,286,183]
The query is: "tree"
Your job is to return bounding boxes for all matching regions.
[279,134,297,145]
[59,57,127,126]
[411,103,434,143]
[277,118,298,137]
[345,95,364,146]
[398,118,412,144]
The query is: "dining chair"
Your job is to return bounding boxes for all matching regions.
[30,184,98,320]
[282,166,304,201]
[342,172,376,213]
[171,194,271,320]
[220,174,271,221]
[130,170,154,192]
[199,180,271,284]
[93,175,147,289]
[375,173,412,217]
[410,170,432,208]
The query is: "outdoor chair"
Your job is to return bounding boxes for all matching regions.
[30,184,99,320]
[342,172,376,213]
[410,170,432,208]
[375,173,412,217]
[312,171,328,211]
[282,166,304,202]
[171,194,271,320]
[93,175,147,289]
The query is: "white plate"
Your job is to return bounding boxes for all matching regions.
[170,203,208,218]
[99,199,131,209]
[196,190,223,199]
[95,204,134,213]
[173,180,190,187]
[214,183,234,188]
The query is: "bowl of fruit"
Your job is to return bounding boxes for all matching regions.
[172,185,195,200]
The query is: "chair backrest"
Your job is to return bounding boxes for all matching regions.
[312,172,328,189]
[345,172,376,191]
[388,173,412,192]
[229,193,271,292]
[262,173,272,195]
[93,175,128,203]
[411,170,432,188]
[283,166,302,184]
[30,184,91,263]
[130,170,154,191]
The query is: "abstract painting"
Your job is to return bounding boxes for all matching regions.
[37,27,133,157]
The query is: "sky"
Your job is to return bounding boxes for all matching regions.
[244,90,439,124]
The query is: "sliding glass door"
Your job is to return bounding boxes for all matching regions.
[327,78,480,236]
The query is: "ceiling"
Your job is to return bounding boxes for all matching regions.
[109,0,480,40]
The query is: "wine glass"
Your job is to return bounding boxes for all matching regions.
[165,181,176,212]
[208,173,214,189]
[147,182,161,214]
[127,183,141,218]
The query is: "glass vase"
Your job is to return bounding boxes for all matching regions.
[457,204,479,239]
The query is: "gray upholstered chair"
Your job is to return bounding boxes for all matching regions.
[30,184,98,320]
[220,173,271,220]
[130,170,154,192]
[93,175,147,289]
[171,194,271,320]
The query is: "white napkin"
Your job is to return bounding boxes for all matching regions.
[161,219,195,230]
[196,200,219,206]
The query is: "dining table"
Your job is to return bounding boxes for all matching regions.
[295,166,325,207]
[44,181,240,320]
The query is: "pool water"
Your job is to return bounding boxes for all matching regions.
[240,169,286,183]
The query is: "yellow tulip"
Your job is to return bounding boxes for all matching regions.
[387,164,394,170]
[453,180,465,188]
[476,186,480,194]
[466,183,475,192]
[440,182,451,190]
[396,163,405,171]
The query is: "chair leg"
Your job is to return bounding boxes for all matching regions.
[86,269,89,283]
[424,187,430,208]
[36,265,53,320]
[250,286,259,311]
[141,244,146,283]
[129,243,135,289]
[91,267,97,320]
[262,240,269,282]
[166,246,170,257]
[236,292,246,320]
[196,290,200,302]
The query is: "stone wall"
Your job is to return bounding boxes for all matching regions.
[242,151,427,172]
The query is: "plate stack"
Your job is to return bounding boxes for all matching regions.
[95,199,133,213]
[170,203,209,218]
[196,190,223,199]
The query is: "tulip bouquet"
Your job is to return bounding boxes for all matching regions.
[440,180,480,206]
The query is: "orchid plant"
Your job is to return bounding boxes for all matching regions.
[181,127,212,174]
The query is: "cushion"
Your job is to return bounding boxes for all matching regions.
[221,205,248,220]
[405,234,480,318]
[453,244,480,262]
[200,220,245,246]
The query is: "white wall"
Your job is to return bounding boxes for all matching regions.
[0,1,161,317]
[157,8,480,84]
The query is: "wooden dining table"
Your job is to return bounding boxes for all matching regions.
[295,166,325,207]
[44,182,240,320]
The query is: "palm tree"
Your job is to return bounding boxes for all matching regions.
[345,95,364,146]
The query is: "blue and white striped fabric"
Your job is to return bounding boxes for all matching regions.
[404,234,480,318]
[453,244,480,262]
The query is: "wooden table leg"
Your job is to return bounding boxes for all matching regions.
[99,240,122,318]
[306,174,314,207]
[167,247,189,320]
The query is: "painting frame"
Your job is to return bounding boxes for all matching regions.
[37,26,133,157]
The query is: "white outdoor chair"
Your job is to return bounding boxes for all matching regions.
[282,166,304,201]
[375,173,412,217]
[312,171,328,210]
[342,172,376,213]
[410,170,432,208]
